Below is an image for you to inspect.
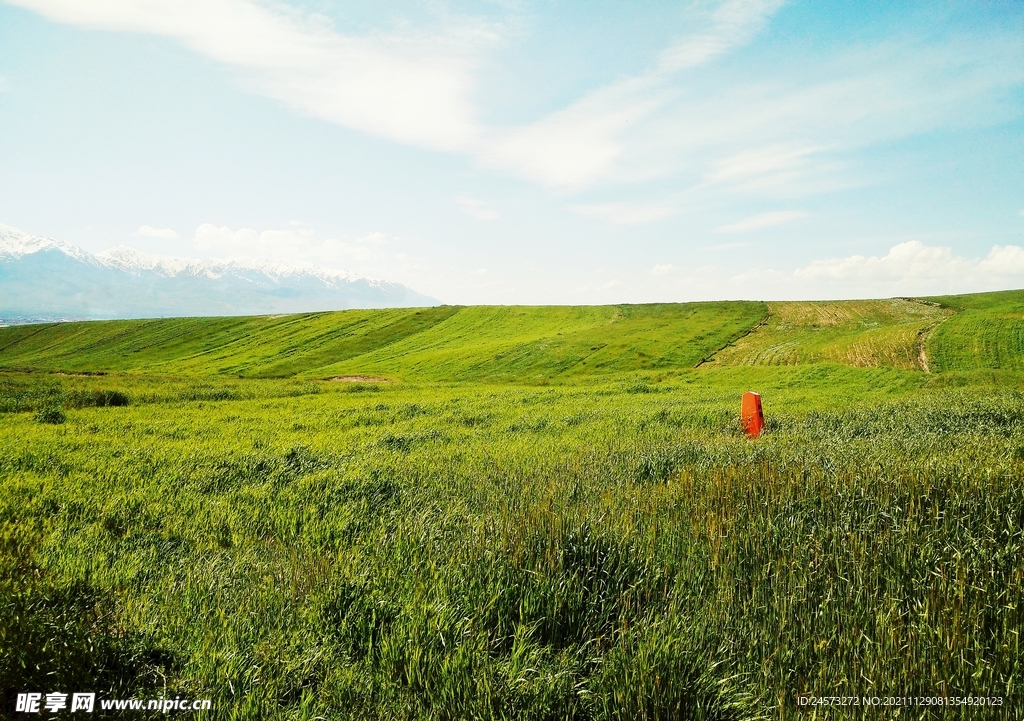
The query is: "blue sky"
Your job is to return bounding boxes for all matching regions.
[1,0,1023,304]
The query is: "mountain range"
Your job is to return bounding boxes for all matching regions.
[0,224,438,323]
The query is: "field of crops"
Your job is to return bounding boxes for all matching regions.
[707,299,952,370]
[0,302,766,381]
[2,291,1024,720]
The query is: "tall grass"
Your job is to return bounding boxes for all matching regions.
[2,374,1021,719]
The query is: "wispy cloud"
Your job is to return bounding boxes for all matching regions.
[11,0,1024,205]
[792,241,1024,289]
[136,225,179,240]
[638,241,1024,304]
[0,75,8,92]
[189,223,422,282]
[716,210,806,233]
[570,201,676,225]
[703,144,836,194]
[457,195,498,221]
[482,0,785,188]
[481,79,663,189]
[10,0,489,151]
[657,0,785,73]
[11,0,788,191]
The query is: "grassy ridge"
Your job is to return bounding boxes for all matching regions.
[5,290,1024,381]
[926,289,1024,372]
[0,307,461,377]
[707,299,951,370]
[0,302,767,382]
[313,303,767,382]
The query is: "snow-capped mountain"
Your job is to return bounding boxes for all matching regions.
[0,224,95,262]
[94,244,362,284]
[0,224,438,323]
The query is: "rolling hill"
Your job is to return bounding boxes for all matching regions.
[705,298,952,370]
[924,290,1024,371]
[0,303,767,381]
[2,289,1023,381]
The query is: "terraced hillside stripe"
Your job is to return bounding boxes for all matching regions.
[312,302,767,382]
[925,289,1024,372]
[0,302,768,383]
[704,299,953,370]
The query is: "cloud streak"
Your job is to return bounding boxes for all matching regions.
[10,0,487,151]
[188,223,428,286]
[716,210,806,233]
[9,0,793,190]
[8,0,1024,226]
[639,241,1024,305]
[136,225,179,240]
[570,201,677,225]
[791,241,1024,293]
[457,195,498,221]
[481,0,786,188]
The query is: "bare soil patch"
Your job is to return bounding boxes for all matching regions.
[326,375,390,383]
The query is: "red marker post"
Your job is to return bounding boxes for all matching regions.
[741,391,764,438]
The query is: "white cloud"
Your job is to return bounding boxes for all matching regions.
[703,144,837,194]
[355,231,388,245]
[0,75,8,92]
[706,241,751,250]
[10,0,487,151]
[10,0,1024,202]
[519,32,1023,193]
[481,77,670,189]
[457,195,498,221]
[136,225,179,240]
[657,0,785,73]
[788,241,1024,297]
[482,0,784,189]
[189,223,421,281]
[11,0,789,191]
[570,201,676,225]
[1018,209,1024,216]
[716,210,806,233]
[632,241,1024,304]
[193,223,276,255]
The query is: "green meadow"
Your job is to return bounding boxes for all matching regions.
[2,291,1024,719]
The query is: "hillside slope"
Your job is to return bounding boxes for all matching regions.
[925,289,1024,371]
[0,302,768,382]
[4,291,1024,382]
[706,299,952,370]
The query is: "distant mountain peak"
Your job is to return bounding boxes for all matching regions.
[0,223,93,263]
[96,245,203,277]
[0,223,438,322]
[94,244,365,285]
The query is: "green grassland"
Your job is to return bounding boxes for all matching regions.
[707,298,951,370]
[925,291,1024,372]
[2,291,1024,720]
[0,302,766,382]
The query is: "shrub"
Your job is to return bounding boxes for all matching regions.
[34,405,66,424]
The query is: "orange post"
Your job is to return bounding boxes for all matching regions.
[741,391,764,438]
